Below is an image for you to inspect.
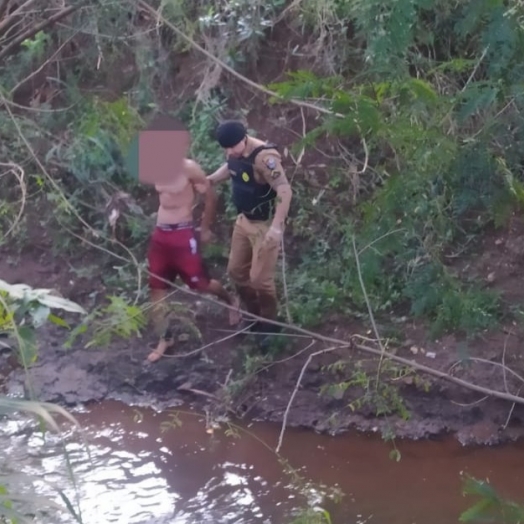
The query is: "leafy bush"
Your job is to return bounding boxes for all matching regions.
[268,0,524,335]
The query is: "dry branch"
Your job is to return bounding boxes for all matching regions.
[0,3,84,60]
[10,30,78,95]
[0,0,12,22]
[136,0,343,119]
[0,162,26,240]
[276,345,341,453]
[0,0,38,35]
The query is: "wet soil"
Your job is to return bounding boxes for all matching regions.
[3,229,524,449]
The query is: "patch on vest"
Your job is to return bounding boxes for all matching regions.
[265,156,277,170]
[242,172,250,182]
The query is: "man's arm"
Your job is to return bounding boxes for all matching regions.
[207,162,230,185]
[186,159,218,233]
[255,151,292,233]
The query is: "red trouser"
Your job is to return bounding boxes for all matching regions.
[147,223,210,291]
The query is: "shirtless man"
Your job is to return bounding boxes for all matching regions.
[146,158,240,362]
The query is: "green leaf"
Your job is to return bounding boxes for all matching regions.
[16,325,38,366]
[47,313,70,329]
[0,279,87,316]
[407,78,438,104]
[389,449,402,462]
[30,305,50,328]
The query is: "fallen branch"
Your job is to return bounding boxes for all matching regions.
[356,342,524,406]
[0,0,38,35]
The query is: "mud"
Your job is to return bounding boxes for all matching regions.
[3,253,524,450]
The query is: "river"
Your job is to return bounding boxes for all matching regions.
[1,399,523,523]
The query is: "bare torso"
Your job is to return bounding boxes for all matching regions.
[155,161,195,225]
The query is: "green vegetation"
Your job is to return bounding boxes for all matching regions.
[1,0,524,521]
[0,278,85,523]
[3,0,523,339]
[266,0,524,336]
[460,475,524,523]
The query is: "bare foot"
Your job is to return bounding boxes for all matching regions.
[147,338,174,363]
[228,296,241,326]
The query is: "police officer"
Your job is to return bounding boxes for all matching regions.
[207,120,293,333]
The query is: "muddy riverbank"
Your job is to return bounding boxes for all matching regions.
[4,298,524,448]
[3,244,524,448]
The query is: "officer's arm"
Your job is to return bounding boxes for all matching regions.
[207,162,230,184]
[257,153,292,232]
[186,159,217,232]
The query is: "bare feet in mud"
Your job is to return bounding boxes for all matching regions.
[229,296,241,326]
[147,338,174,363]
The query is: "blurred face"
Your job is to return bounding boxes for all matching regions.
[225,137,247,158]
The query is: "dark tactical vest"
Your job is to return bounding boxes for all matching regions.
[227,144,278,221]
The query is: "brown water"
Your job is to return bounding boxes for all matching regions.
[2,399,523,523]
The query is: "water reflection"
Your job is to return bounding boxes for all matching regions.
[0,404,331,524]
[3,399,523,524]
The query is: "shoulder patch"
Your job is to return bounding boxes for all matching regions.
[265,156,277,170]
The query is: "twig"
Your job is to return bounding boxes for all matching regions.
[223,369,233,389]
[357,228,406,256]
[357,138,368,174]
[136,0,342,119]
[276,345,342,453]
[273,0,304,25]
[501,332,518,429]
[0,0,37,34]
[288,107,306,166]
[451,396,489,407]
[255,339,316,376]
[0,97,75,112]
[351,235,384,349]
[0,0,10,22]
[10,31,78,95]
[160,321,253,359]
[467,357,524,387]
[0,3,85,60]
[0,91,144,306]
[177,384,220,402]
[504,386,522,430]
[502,332,510,396]
[461,46,489,92]
[351,235,387,388]
[356,342,524,406]
[0,162,26,239]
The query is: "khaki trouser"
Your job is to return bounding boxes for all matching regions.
[227,214,281,321]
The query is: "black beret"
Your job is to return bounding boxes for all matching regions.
[215,120,247,148]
